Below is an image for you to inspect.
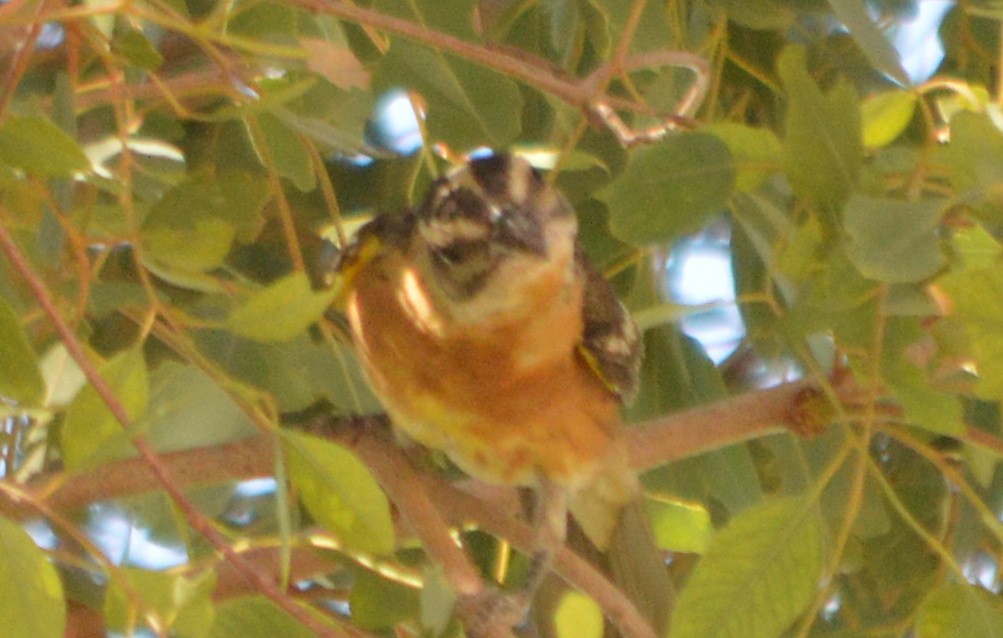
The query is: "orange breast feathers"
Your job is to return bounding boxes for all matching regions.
[344,241,625,491]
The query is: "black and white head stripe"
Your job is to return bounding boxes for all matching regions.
[417,154,571,256]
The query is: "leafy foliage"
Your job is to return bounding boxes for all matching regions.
[0,1,1001,637]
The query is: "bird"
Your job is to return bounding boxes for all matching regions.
[332,153,668,636]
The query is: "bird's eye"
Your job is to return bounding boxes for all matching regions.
[435,246,460,265]
[434,241,478,265]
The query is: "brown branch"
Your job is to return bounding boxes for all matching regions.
[295,0,708,122]
[627,381,808,472]
[427,473,658,638]
[212,545,344,600]
[0,223,346,638]
[287,0,587,109]
[340,420,517,638]
[10,382,810,520]
[0,380,812,637]
[14,376,945,636]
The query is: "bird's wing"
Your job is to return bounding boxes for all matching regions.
[576,247,643,404]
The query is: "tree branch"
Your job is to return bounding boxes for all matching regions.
[627,381,807,472]
[9,381,809,521]
[8,375,930,636]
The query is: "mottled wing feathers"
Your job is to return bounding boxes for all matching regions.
[577,246,643,404]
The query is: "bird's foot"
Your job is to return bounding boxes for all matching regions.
[458,588,530,638]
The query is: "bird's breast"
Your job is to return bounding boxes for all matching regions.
[345,253,622,487]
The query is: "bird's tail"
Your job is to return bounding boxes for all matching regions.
[568,456,674,636]
[606,498,674,636]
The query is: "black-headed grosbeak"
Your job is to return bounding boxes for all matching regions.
[334,154,662,634]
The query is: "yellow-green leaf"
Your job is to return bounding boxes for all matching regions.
[937,268,1003,399]
[554,591,603,638]
[61,346,149,470]
[949,112,1003,197]
[670,497,823,638]
[282,431,395,554]
[646,497,712,554]
[706,122,782,192]
[228,273,338,342]
[916,582,1003,638]
[0,116,89,176]
[0,295,45,405]
[0,516,66,638]
[862,90,917,148]
[104,567,216,638]
[881,317,963,436]
[210,596,319,638]
[111,27,164,70]
[143,218,236,273]
[253,112,316,192]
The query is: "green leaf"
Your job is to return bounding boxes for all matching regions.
[349,570,420,629]
[210,596,318,638]
[0,294,45,404]
[706,122,782,192]
[916,582,1003,638]
[138,362,258,452]
[844,195,946,283]
[670,497,824,638]
[881,317,964,436]
[779,45,862,216]
[646,497,711,554]
[420,565,457,636]
[862,90,917,148]
[555,591,604,638]
[269,82,373,154]
[111,27,164,69]
[228,272,338,342]
[282,431,395,554]
[707,0,793,30]
[542,0,612,68]
[195,331,379,413]
[252,112,316,192]
[601,1,673,54]
[828,0,910,86]
[104,567,216,638]
[777,214,826,282]
[544,0,584,66]
[602,133,735,245]
[0,116,89,176]
[0,517,65,638]
[61,346,149,470]
[373,0,522,150]
[951,224,1002,271]
[780,245,879,348]
[226,1,299,40]
[38,343,86,406]
[147,171,269,242]
[949,112,1003,196]
[937,268,1003,399]
[143,217,236,273]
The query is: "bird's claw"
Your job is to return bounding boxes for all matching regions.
[458,588,530,638]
